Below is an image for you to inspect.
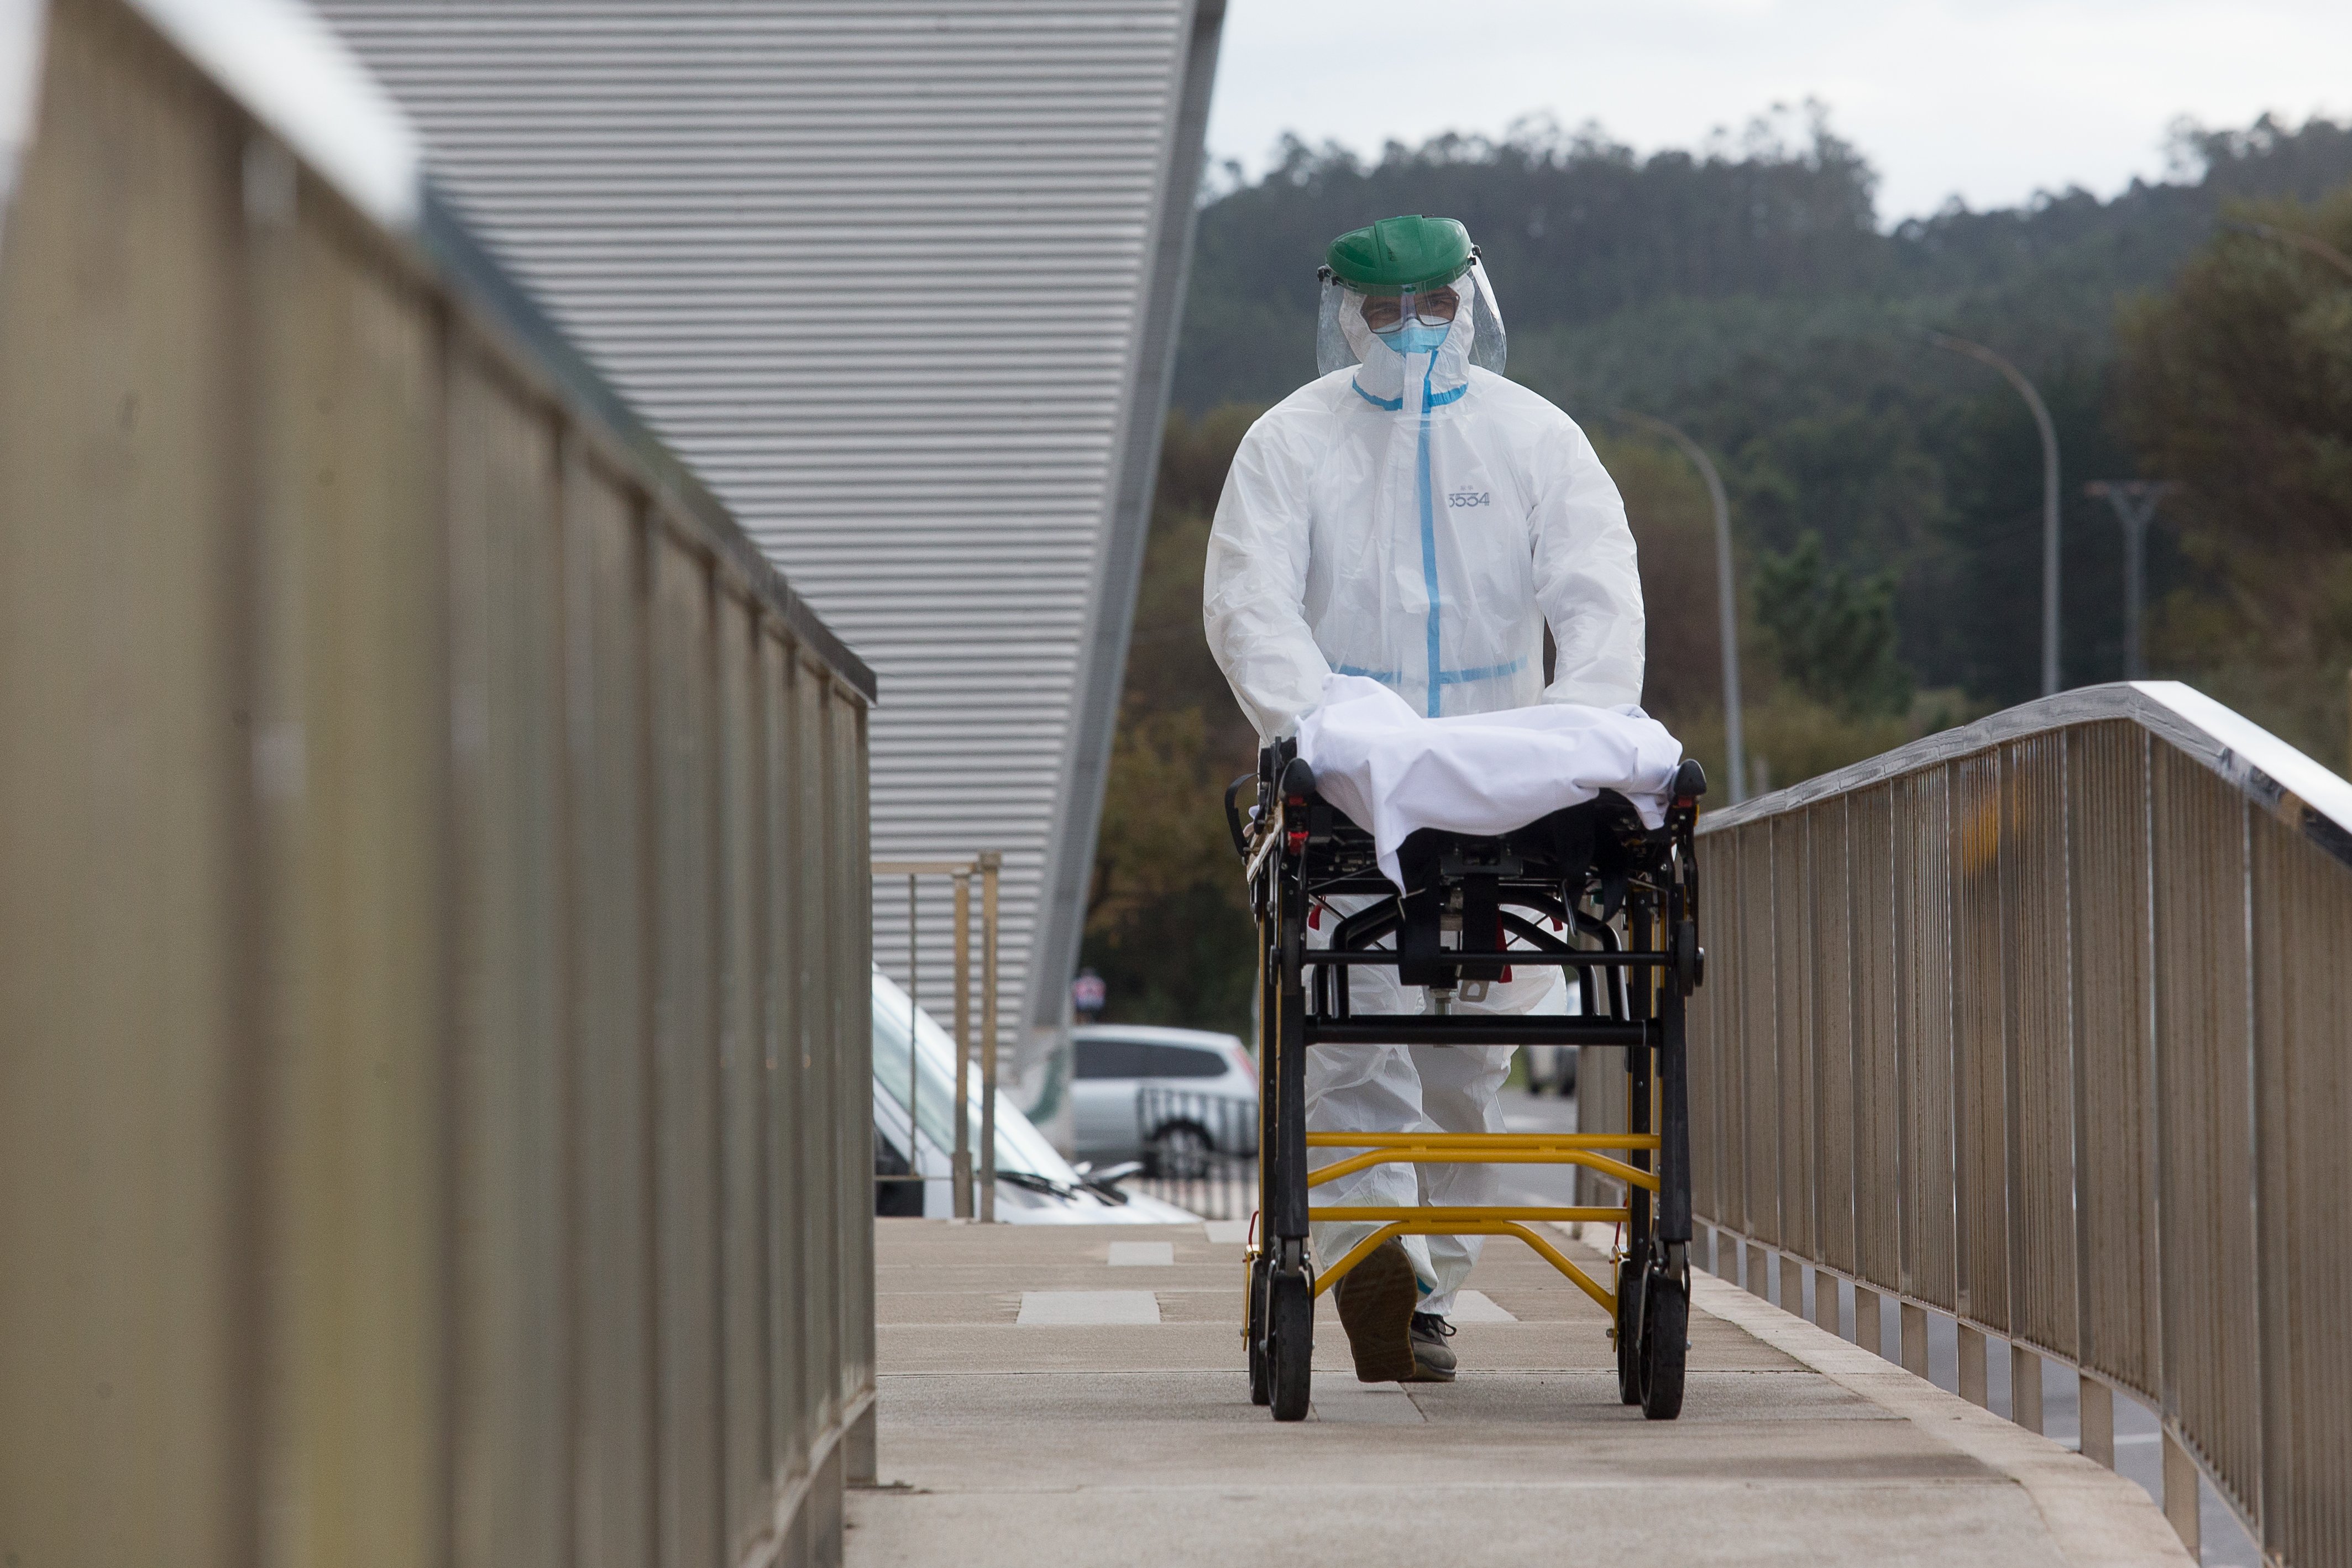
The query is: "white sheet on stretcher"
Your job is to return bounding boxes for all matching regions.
[1295,673,1684,890]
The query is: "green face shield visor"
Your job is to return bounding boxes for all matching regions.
[1314,214,1506,377]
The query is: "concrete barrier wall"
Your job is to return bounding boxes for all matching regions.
[1583,683,2351,1566]
[0,2,875,1565]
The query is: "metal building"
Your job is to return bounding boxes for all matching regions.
[318,0,1227,1117]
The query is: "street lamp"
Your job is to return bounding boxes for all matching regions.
[1930,333,2062,697]
[2083,481,2173,680]
[1615,410,1746,804]
[2219,216,2352,282]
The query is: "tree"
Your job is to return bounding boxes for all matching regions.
[2115,188,2352,761]
[1078,408,1265,1031]
[1752,532,1912,717]
[1172,111,2352,711]
[1083,705,1258,1031]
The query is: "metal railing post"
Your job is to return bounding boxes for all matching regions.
[2081,1376,2116,1467]
[1812,1269,1841,1336]
[2010,1345,2043,1433]
[1855,1285,1883,1357]
[979,851,1002,1223]
[952,869,973,1218]
[874,853,1002,1218]
[1957,1323,1989,1407]
[2164,1432,2201,1552]
[906,873,919,1166]
[1900,1303,1930,1379]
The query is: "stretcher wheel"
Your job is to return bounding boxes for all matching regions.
[1247,1257,1271,1406]
[1613,1256,1641,1406]
[1268,1267,1313,1422]
[1638,1268,1687,1421]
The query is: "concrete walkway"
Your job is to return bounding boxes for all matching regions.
[850,1219,2191,1567]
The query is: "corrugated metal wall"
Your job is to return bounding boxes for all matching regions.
[0,2,876,1563]
[315,0,1227,1085]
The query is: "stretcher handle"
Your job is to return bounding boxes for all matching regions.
[1224,773,1256,858]
[1672,757,1709,809]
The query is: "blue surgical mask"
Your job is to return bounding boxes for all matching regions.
[1377,321,1450,355]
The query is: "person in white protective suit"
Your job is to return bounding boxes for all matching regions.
[1202,214,1645,1383]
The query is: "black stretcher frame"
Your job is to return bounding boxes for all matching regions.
[1229,738,1709,1422]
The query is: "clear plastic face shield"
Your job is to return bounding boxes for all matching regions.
[1314,251,1508,379]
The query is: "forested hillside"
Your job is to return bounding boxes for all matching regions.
[1080,109,2352,1031]
[1179,109,2352,704]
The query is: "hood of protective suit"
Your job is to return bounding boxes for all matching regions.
[1204,246,1643,739]
[1317,256,1507,408]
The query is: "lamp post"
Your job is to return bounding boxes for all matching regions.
[2220,216,2352,282]
[1616,411,1746,804]
[2083,481,2173,680]
[1931,333,2062,696]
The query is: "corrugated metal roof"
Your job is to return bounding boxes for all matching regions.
[318,0,1223,1078]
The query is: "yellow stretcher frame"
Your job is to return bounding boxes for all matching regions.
[1297,1130,1662,1313]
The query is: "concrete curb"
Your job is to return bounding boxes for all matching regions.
[1683,1267,2194,1568]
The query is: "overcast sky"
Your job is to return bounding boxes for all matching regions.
[1203,0,2352,222]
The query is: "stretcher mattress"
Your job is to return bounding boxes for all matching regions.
[1296,673,1684,889]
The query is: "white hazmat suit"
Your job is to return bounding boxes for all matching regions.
[1202,259,1646,1315]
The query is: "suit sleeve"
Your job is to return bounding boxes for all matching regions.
[1529,417,1645,709]
[1202,412,1332,741]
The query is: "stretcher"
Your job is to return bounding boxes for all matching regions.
[1226,739,1707,1422]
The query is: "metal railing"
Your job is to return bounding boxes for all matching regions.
[1581,681,2352,1565]
[873,853,1002,1220]
[1135,1086,1260,1222]
[0,3,876,1566]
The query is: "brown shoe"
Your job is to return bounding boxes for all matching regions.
[1332,1237,1419,1382]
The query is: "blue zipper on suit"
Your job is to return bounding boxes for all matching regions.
[1345,364,1475,715]
[1418,366,1443,716]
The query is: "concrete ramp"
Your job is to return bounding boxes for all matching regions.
[856,1221,2188,1567]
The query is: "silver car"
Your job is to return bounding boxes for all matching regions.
[1070,1024,1259,1171]
[873,971,1195,1223]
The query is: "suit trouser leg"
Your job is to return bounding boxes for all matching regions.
[1305,1040,1442,1294]
[1410,1042,1517,1316]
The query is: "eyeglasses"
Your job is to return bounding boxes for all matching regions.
[1361,289,1460,331]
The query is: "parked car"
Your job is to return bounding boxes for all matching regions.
[1524,1043,1579,1097]
[872,969,1195,1223]
[1070,1025,1259,1170]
